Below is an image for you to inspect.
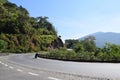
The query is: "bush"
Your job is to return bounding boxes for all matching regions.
[46,49,77,60]
[0,39,8,52]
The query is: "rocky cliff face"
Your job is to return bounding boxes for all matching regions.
[48,37,64,49]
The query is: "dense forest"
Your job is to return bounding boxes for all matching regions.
[0,0,63,53]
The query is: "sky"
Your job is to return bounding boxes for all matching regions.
[9,0,120,41]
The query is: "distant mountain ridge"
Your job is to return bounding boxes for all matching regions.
[79,32,120,48]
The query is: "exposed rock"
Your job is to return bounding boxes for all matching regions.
[48,37,64,50]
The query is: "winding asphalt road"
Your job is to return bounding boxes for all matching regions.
[1,53,120,80]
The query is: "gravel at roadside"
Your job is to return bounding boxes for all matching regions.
[0,53,9,56]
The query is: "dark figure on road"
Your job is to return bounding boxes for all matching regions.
[35,53,38,59]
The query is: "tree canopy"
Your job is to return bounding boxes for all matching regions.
[0,1,62,53]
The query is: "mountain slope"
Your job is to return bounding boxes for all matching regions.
[79,32,120,47]
[0,1,63,52]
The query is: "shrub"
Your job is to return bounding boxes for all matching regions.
[46,49,77,60]
[0,39,8,52]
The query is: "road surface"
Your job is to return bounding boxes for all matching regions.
[1,53,120,80]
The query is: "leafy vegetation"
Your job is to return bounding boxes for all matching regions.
[65,39,79,49]
[0,1,62,53]
[44,48,77,60]
[43,36,120,62]
[1,1,120,62]
[0,39,7,52]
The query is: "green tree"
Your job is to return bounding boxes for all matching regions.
[36,16,57,35]
[101,43,120,61]
[73,42,84,53]
[0,0,7,3]
[0,40,7,52]
[81,36,96,52]
[0,1,62,53]
[18,6,29,15]
[65,39,79,48]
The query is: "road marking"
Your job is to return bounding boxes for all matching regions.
[4,64,8,67]
[48,77,62,80]
[0,61,1,63]
[9,66,14,69]
[17,69,23,72]
[28,72,39,76]
[1,62,4,65]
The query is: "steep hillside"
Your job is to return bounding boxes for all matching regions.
[0,1,63,52]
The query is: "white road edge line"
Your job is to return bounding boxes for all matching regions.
[4,64,8,67]
[48,77,62,80]
[28,72,39,76]
[17,69,23,72]
[1,62,4,65]
[0,61,1,63]
[9,66,14,69]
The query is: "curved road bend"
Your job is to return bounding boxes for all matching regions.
[1,54,120,80]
